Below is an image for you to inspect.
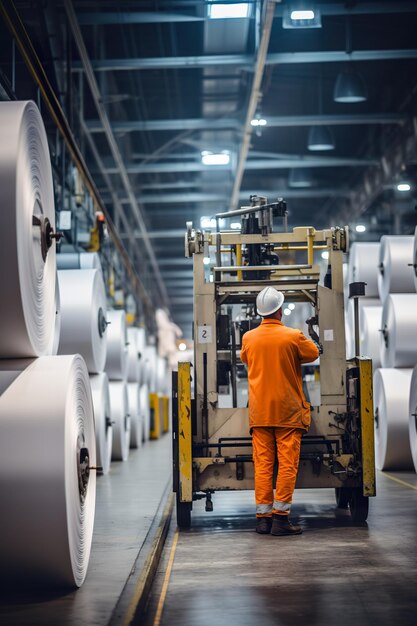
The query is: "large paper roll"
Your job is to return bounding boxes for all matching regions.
[143,345,158,392]
[409,366,417,473]
[348,242,379,297]
[378,235,415,302]
[380,294,417,368]
[140,383,151,443]
[360,306,382,369]
[346,297,380,358]
[0,355,96,587]
[109,381,130,461]
[90,373,112,475]
[126,327,140,383]
[0,100,57,357]
[105,310,128,380]
[57,252,103,273]
[373,368,414,470]
[58,269,108,373]
[47,276,61,356]
[128,382,143,449]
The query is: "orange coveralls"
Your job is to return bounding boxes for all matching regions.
[240,319,319,517]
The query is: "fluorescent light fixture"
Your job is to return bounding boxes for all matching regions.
[250,118,267,127]
[203,257,211,265]
[201,150,230,166]
[291,9,314,20]
[288,303,295,310]
[209,2,250,19]
[321,251,329,260]
[230,222,241,230]
[178,342,187,352]
[283,308,291,316]
[397,182,411,192]
[355,224,366,233]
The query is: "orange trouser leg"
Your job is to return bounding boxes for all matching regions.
[273,427,302,516]
[252,427,276,517]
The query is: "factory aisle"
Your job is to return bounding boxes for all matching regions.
[0,434,172,626]
[145,471,417,626]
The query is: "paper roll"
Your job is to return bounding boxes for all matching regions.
[408,366,417,473]
[128,382,143,449]
[380,294,417,368]
[413,226,417,293]
[58,269,108,373]
[373,368,414,471]
[143,346,158,392]
[346,298,380,358]
[0,355,96,587]
[360,306,382,369]
[57,252,103,273]
[140,383,151,443]
[348,242,380,297]
[109,381,130,461]
[90,373,112,475]
[0,100,56,357]
[126,327,140,383]
[105,310,128,380]
[47,276,61,356]
[378,235,415,301]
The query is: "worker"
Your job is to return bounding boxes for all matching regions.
[240,286,319,536]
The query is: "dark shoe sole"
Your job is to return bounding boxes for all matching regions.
[271,529,302,536]
[255,528,271,535]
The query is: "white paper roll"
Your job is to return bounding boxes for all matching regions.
[0,101,56,357]
[348,242,380,297]
[58,269,108,374]
[90,373,112,475]
[109,381,130,461]
[143,345,158,392]
[128,382,143,449]
[378,235,415,302]
[346,298,380,358]
[126,327,140,383]
[57,252,103,273]
[373,368,414,471]
[47,276,61,356]
[360,306,382,369]
[413,226,417,293]
[380,294,417,368]
[105,310,128,380]
[140,383,151,443]
[408,366,417,473]
[0,355,96,587]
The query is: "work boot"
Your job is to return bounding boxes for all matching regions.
[271,515,302,536]
[255,517,272,534]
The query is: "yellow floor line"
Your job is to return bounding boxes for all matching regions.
[382,472,417,491]
[153,529,179,626]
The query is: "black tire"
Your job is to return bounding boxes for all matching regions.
[335,487,351,509]
[176,494,191,529]
[349,487,369,523]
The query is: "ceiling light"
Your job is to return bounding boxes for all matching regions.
[289,168,313,188]
[288,303,295,310]
[283,5,321,28]
[203,257,211,265]
[201,151,230,165]
[283,308,291,316]
[178,342,187,352]
[251,118,267,127]
[321,251,329,260]
[397,182,411,192]
[355,224,366,233]
[230,222,241,230]
[307,126,335,151]
[334,70,367,103]
[209,274,214,283]
[209,2,250,19]
[291,10,314,20]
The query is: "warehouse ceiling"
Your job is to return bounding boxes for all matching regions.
[2,0,417,337]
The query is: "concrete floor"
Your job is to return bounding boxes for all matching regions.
[145,471,417,626]
[0,434,172,626]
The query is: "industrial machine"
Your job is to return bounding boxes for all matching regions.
[172,196,375,528]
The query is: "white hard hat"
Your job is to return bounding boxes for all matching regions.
[256,287,285,316]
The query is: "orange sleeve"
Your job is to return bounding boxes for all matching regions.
[240,335,248,364]
[297,331,319,364]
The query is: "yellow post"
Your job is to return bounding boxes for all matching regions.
[149,392,161,440]
[162,396,170,433]
[358,358,376,497]
[236,244,242,281]
[178,362,192,502]
[307,227,315,265]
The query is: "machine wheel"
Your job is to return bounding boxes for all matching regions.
[176,494,191,529]
[349,488,369,523]
[335,487,351,509]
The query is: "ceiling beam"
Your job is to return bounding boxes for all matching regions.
[103,156,379,175]
[73,49,417,72]
[85,113,406,133]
